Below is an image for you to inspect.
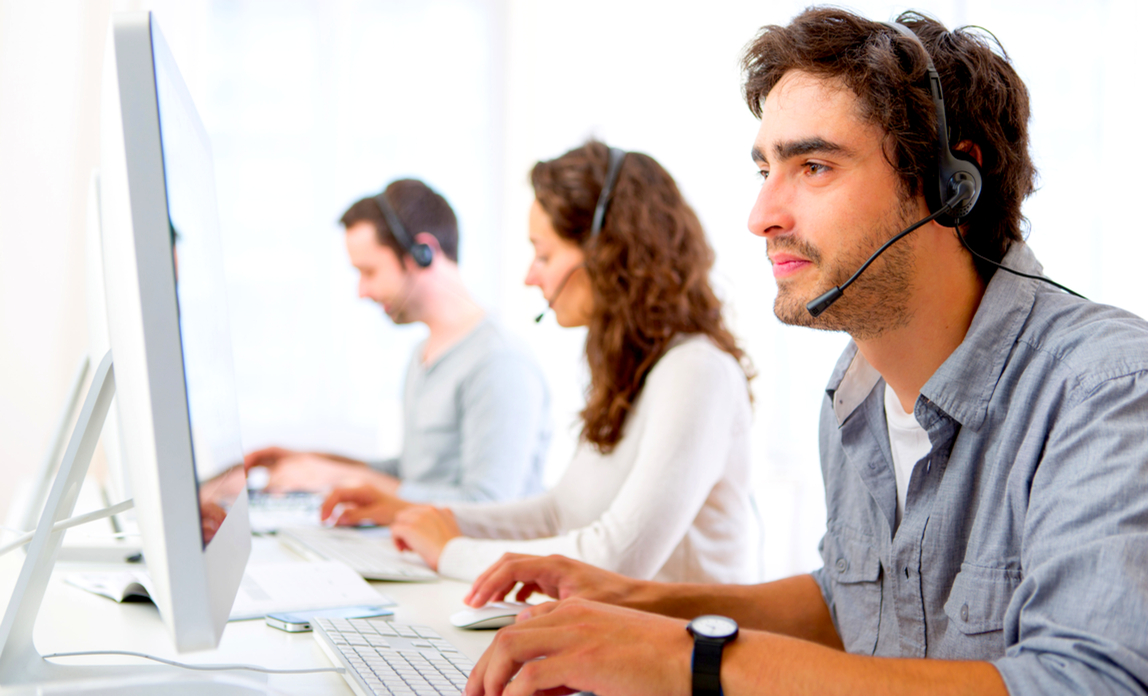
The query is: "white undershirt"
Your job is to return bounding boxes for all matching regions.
[883,383,931,525]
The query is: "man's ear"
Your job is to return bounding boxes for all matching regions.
[954,140,983,168]
[413,232,442,255]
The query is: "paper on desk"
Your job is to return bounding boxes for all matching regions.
[232,560,396,620]
[66,561,396,621]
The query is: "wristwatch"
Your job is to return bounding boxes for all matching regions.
[686,615,739,696]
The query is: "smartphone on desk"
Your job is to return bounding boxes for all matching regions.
[265,605,394,632]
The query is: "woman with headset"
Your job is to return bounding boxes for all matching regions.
[321,141,759,584]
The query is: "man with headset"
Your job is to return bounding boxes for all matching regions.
[459,9,1148,696]
[245,179,551,514]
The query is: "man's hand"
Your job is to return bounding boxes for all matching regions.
[464,553,643,609]
[243,446,400,494]
[321,485,411,526]
[390,506,462,570]
[465,598,691,696]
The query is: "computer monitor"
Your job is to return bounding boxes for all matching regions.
[0,12,255,692]
[97,10,251,652]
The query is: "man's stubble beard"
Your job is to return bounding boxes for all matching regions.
[385,271,422,325]
[771,196,918,341]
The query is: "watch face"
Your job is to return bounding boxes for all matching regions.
[690,615,738,639]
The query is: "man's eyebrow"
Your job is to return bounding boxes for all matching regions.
[751,137,852,164]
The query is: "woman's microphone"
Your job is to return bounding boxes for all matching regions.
[535,263,585,323]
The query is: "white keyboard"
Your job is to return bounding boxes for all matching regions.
[313,617,471,696]
[246,491,323,533]
[278,526,438,582]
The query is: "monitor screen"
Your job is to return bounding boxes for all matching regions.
[150,15,245,546]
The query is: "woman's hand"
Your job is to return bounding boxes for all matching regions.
[464,552,643,609]
[320,485,410,526]
[390,506,462,571]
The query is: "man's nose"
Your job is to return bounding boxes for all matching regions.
[748,176,794,239]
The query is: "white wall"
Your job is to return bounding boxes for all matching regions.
[3,0,1146,580]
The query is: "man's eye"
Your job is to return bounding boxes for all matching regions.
[806,162,829,174]
[756,169,769,181]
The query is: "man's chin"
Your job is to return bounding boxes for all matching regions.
[773,292,817,328]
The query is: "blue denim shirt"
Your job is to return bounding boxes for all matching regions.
[812,243,1148,694]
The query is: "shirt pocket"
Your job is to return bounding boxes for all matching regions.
[823,530,883,655]
[936,563,1019,660]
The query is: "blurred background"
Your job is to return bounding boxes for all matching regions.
[3,0,1146,581]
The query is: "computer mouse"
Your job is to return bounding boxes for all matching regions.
[449,601,532,630]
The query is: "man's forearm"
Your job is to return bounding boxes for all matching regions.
[626,574,844,649]
[723,631,1007,696]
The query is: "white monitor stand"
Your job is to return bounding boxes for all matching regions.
[0,353,267,695]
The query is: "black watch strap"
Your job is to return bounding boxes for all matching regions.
[691,637,727,696]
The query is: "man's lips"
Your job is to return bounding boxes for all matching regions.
[769,252,812,279]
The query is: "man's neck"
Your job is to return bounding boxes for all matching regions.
[855,240,986,414]
[418,263,485,366]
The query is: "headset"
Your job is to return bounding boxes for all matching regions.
[805,21,1082,318]
[373,190,434,268]
[535,145,628,322]
[591,146,628,239]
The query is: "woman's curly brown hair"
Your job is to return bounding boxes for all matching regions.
[532,141,753,453]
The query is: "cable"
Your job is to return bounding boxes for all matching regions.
[43,650,346,675]
[0,498,135,557]
[955,229,1086,299]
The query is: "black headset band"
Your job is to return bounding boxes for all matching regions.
[882,20,981,226]
[373,191,415,253]
[882,23,952,171]
[590,147,627,240]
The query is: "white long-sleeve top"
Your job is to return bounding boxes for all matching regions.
[437,335,759,584]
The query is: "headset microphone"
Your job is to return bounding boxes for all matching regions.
[534,263,585,322]
[805,190,964,318]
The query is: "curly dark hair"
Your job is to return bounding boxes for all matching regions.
[531,141,753,453]
[741,8,1036,279]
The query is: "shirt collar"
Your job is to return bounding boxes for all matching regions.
[828,343,882,426]
[920,242,1039,430]
[825,241,1041,430]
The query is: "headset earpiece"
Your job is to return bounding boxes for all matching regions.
[373,190,434,268]
[884,21,982,228]
[409,242,433,268]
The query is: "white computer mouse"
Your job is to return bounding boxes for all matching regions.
[449,601,532,630]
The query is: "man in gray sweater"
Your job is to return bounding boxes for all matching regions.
[245,179,550,508]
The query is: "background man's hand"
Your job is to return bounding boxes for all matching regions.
[244,446,400,494]
[320,485,411,526]
[465,598,691,696]
[390,506,462,570]
[464,553,643,609]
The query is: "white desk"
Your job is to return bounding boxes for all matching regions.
[0,536,497,695]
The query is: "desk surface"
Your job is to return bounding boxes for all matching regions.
[0,536,498,695]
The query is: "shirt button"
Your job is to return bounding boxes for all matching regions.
[960,603,969,622]
[835,558,848,573]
